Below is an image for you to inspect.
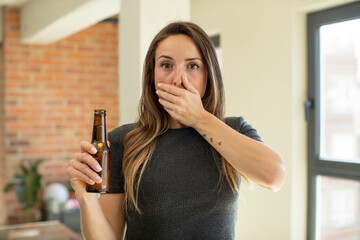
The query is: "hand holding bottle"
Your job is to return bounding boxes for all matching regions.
[67,141,103,198]
[67,109,111,198]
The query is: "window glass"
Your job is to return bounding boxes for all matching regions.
[318,176,360,240]
[319,19,360,163]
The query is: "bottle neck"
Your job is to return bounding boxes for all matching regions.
[92,114,107,142]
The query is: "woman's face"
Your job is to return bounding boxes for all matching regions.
[154,34,208,97]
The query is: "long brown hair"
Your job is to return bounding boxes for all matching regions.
[122,22,242,214]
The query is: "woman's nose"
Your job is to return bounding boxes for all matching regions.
[172,67,184,86]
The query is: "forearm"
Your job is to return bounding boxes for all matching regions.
[194,112,285,191]
[78,194,117,240]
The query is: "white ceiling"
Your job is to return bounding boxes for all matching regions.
[0,0,120,44]
[0,0,30,7]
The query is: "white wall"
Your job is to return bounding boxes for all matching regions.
[119,0,190,124]
[191,0,356,239]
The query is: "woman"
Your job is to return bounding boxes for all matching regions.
[67,22,285,240]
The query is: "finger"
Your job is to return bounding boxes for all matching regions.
[158,98,177,112]
[70,159,102,183]
[107,140,110,148]
[182,75,198,94]
[157,83,185,96]
[80,140,97,154]
[68,165,97,185]
[75,152,102,172]
[156,90,181,104]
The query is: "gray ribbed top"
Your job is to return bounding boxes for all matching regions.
[108,117,261,240]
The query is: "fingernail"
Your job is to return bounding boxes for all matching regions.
[157,83,161,87]
[96,164,102,172]
[97,177,102,183]
[185,76,189,82]
[89,179,95,185]
[156,90,159,94]
[91,147,97,154]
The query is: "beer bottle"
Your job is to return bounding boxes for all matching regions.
[86,109,110,193]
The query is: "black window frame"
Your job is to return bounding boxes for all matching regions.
[307,2,360,239]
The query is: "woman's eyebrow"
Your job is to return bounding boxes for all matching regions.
[157,55,202,62]
[158,55,173,60]
[185,57,202,62]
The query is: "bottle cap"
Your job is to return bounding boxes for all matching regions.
[94,109,106,115]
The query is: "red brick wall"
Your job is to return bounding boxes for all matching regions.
[0,8,6,225]
[2,8,119,223]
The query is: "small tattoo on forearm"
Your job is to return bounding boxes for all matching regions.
[202,134,221,146]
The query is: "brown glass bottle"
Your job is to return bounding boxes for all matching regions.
[86,109,110,193]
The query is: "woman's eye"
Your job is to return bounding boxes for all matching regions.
[160,62,172,69]
[188,63,200,70]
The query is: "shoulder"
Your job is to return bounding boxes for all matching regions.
[108,123,135,145]
[225,116,262,142]
[224,116,252,132]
